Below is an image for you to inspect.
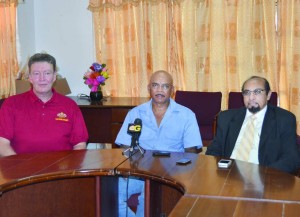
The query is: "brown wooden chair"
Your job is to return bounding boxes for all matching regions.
[228,91,278,109]
[175,91,222,145]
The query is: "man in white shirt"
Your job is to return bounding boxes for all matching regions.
[206,76,300,174]
[115,70,202,216]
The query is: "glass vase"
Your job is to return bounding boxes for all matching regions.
[90,91,103,102]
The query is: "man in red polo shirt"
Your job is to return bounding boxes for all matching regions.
[0,53,88,156]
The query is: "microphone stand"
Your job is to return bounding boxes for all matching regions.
[134,139,145,156]
[122,134,145,157]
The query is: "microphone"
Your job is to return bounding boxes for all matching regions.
[123,118,144,156]
[127,118,142,150]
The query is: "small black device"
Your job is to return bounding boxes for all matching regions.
[122,118,145,156]
[176,158,191,165]
[217,159,232,168]
[152,151,171,157]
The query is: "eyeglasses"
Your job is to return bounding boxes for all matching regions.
[151,83,172,91]
[242,89,265,96]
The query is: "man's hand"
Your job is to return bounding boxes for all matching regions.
[0,137,16,157]
[73,142,87,150]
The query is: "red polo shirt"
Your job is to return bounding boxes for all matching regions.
[0,89,88,154]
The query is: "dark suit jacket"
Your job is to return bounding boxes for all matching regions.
[206,105,300,174]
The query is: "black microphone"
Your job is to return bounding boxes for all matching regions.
[127,118,142,150]
[123,118,145,156]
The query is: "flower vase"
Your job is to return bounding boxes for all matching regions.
[90,91,103,102]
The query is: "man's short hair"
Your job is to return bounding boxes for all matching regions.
[28,53,56,72]
[241,76,271,94]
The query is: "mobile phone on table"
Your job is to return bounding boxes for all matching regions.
[152,151,171,157]
[217,159,232,168]
[176,158,191,165]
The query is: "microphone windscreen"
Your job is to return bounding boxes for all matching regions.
[134,118,142,126]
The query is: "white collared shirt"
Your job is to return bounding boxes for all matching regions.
[231,105,267,164]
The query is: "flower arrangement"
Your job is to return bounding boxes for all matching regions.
[83,62,109,92]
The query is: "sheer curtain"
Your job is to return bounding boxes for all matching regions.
[88,0,189,97]
[89,0,299,131]
[88,0,277,100]
[278,0,300,134]
[0,0,19,97]
[195,0,277,108]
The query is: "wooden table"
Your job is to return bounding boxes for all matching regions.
[69,96,149,147]
[0,150,299,217]
[118,150,300,216]
[0,149,127,217]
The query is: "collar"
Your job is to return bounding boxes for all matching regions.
[29,88,57,104]
[149,98,179,112]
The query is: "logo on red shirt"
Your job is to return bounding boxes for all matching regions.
[55,112,69,122]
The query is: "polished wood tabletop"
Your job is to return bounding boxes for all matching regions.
[0,149,299,217]
[118,151,300,199]
[120,150,300,216]
[0,149,126,193]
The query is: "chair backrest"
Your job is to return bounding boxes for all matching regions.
[228,92,278,109]
[0,98,6,109]
[175,91,222,141]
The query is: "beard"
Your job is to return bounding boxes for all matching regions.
[248,106,261,114]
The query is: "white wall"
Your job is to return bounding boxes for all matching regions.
[17,0,94,95]
[17,0,35,66]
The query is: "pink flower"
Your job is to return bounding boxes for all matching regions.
[83,62,109,92]
[84,71,93,78]
[85,78,100,86]
[91,85,99,92]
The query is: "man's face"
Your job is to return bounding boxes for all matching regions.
[148,72,174,104]
[29,62,56,95]
[242,78,271,113]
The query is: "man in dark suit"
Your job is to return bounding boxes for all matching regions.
[206,76,300,174]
